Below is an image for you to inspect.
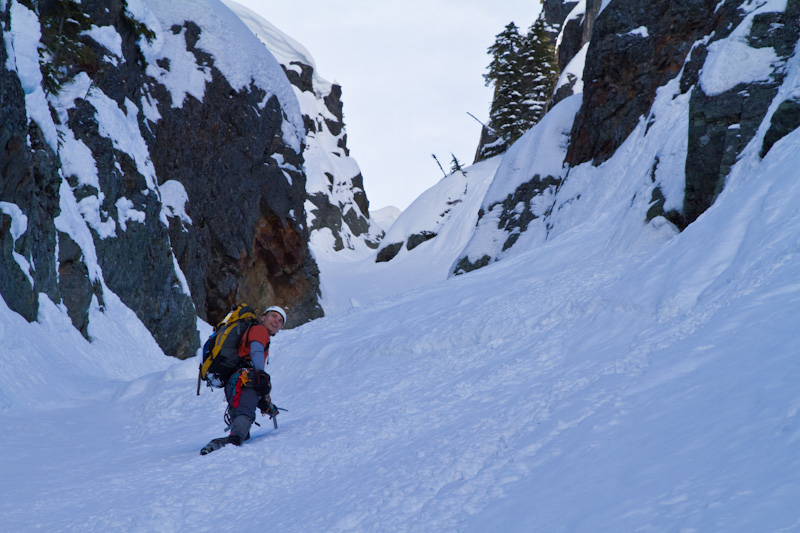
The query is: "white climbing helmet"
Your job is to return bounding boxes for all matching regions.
[263,305,287,325]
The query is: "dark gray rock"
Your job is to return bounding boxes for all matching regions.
[582,0,602,45]
[566,0,719,167]
[542,0,581,32]
[554,8,585,73]
[1,14,61,322]
[644,158,684,229]
[1,15,38,321]
[551,73,579,107]
[556,0,799,227]
[283,61,314,93]
[453,253,492,276]
[406,231,437,251]
[473,125,501,164]
[281,58,381,252]
[683,0,800,224]
[147,36,321,329]
[0,213,37,321]
[323,83,345,138]
[762,98,800,157]
[541,0,589,108]
[57,232,98,338]
[375,242,403,263]
[496,175,561,252]
[453,173,561,276]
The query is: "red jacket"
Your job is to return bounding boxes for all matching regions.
[238,323,270,369]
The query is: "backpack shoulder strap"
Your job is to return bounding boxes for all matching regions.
[238,320,269,352]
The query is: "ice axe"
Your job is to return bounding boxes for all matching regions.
[268,406,288,429]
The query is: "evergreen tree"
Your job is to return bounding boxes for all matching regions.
[478,18,559,161]
[518,18,558,128]
[481,22,524,159]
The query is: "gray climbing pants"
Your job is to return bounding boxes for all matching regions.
[225,370,261,440]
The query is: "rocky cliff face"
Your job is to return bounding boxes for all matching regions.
[565,0,719,168]
[566,0,800,227]
[549,0,591,105]
[0,0,362,359]
[680,1,800,225]
[1,16,61,326]
[287,64,382,255]
[224,1,383,259]
[456,0,800,273]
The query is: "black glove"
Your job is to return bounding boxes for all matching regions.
[258,397,278,418]
[253,370,271,396]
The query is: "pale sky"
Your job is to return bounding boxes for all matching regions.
[232,1,542,211]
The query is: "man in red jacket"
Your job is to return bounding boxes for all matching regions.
[201,306,286,455]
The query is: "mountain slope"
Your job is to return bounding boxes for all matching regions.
[3,0,800,530]
[2,103,799,532]
[456,0,800,274]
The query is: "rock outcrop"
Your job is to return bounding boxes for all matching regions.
[565,0,720,168]
[224,1,383,259]
[680,0,800,225]
[284,62,382,255]
[0,0,338,358]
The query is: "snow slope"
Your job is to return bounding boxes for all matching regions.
[317,156,500,314]
[369,205,402,232]
[2,118,800,532]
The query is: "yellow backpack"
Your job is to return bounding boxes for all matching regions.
[197,304,259,394]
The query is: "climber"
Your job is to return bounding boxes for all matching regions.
[200,306,287,455]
